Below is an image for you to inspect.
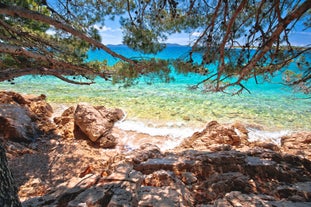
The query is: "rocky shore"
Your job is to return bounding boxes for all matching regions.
[1,91,311,207]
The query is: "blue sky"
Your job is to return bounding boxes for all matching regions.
[94,19,195,45]
[46,0,311,46]
[98,18,311,46]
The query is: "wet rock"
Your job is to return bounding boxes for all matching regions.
[177,121,249,151]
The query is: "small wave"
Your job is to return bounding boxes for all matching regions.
[115,120,199,138]
[247,128,291,145]
[115,120,200,150]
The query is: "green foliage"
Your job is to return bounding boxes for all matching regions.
[122,25,166,54]
[0,0,310,93]
[173,60,208,75]
[110,58,171,86]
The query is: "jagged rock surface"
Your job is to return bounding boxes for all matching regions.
[2,91,311,206]
[0,91,55,142]
[23,140,311,206]
[54,103,124,148]
[281,131,311,160]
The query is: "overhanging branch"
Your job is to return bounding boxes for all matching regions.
[0,42,103,76]
[0,3,136,65]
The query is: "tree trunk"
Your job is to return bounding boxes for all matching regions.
[0,143,22,207]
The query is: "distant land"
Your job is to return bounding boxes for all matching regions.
[106,43,187,47]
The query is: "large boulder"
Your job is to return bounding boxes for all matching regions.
[177,121,249,151]
[0,104,38,142]
[54,103,124,148]
[0,91,55,142]
[73,103,124,147]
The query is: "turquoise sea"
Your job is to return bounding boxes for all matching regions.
[1,45,310,146]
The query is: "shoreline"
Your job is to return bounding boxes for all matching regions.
[1,76,311,132]
[2,91,311,206]
[50,102,297,151]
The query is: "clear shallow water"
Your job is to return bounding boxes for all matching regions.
[0,45,310,145]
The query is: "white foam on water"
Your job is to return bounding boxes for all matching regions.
[247,128,291,145]
[115,120,198,138]
[115,120,201,150]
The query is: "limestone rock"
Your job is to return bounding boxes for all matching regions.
[74,103,111,142]
[74,103,124,147]
[181,172,197,185]
[21,142,311,207]
[177,121,249,151]
[95,134,117,148]
[138,186,191,207]
[281,132,311,160]
[54,103,123,147]
[24,94,53,119]
[214,191,272,207]
[128,143,162,164]
[194,172,251,202]
[0,91,55,142]
[95,106,124,123]
[54,106,75,139]
[22,174,100,207]
[0,104,38,142]
[0,91,29,105]
[67,184,116,207]
[143,170,180,187]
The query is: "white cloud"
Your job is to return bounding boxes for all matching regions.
[191,31,202,37]
[93,25,114,32]
[100,32,123,45]
[46,28,56,35]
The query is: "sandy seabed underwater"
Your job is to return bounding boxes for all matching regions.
[1,45,310,147]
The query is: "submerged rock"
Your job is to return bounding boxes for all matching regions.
[2,91,311,206]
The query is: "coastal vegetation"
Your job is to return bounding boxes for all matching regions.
[0,0,311,206]
[0,0,310,93]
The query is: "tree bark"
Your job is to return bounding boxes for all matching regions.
[0,3,135,65]
[0,143,22,207]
